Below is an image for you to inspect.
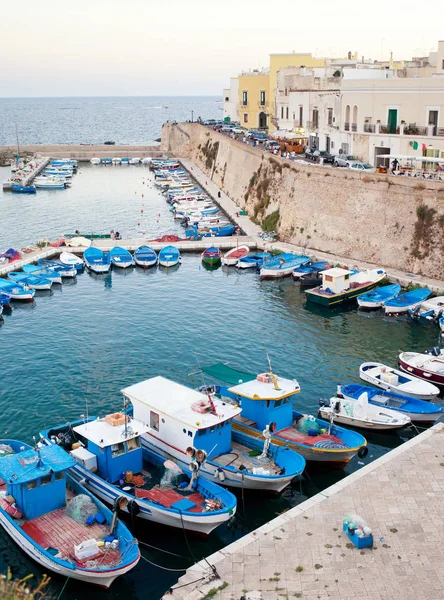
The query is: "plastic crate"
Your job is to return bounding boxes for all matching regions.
[343,522,373,549]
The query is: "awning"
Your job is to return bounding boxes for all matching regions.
[377,154,444,163]
[199,363,256,386]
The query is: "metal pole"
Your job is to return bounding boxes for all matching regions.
[191,111,194,123]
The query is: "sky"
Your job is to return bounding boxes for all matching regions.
[0,0,442,97]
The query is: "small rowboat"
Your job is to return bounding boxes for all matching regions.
[222,245,250,266]
[134,245,157,268]
[359,362,440,400]
[158,245,180,268]
[357,283,401,309]
[319,393,410,431]
[11,185,36,194]
[399,351,444,387]
[0,293,11,306]
[260,254,310,281]
[8,272,52,291]
[292,261,329,281]
[339,383,444,423]
[408,296,444,320]
[83,247,111,273]
[22,265,62,284]
[202,246,222,266]
[236,253,271,270]
[38,259,77,278]
[383,288,431,316]
[0,279,35,301]
[110,246,134,269]
[60,251,84,271]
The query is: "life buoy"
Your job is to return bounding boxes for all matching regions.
[358,446,368,459]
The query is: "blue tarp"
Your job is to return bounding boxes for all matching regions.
[0,444,74,484]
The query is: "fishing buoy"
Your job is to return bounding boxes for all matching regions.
[158,213,160,217]
[135,191,137,194]
[141,209,144,213]
[142,194,144,198]
[138,222,140,226]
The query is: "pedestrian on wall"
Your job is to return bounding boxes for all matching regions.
[391,158,399,173]
[218,191,221,198]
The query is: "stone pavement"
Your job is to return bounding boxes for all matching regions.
[165,423,444,600]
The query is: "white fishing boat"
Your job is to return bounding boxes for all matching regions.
[360,362,440,400]
[318,393,411,431]
[141,157,152,164]
[60,251,84,271]
[90,158,101,165]
[34,178,68,189]
[112,158,121,165]
[222,245,250,266]
[129,158,141,165]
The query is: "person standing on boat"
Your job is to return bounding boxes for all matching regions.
[110,230,116,240]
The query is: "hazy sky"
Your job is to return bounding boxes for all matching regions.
[1,0,442,97]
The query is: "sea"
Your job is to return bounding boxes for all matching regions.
[0,98,442,600]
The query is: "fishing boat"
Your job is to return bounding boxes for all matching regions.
[11,185,36,194]
[121,158,130,164]
[338,384,444,423]
[0,293,11,307]
[112,158,121,165]
[22,265,62,285]
[83,248,111,273]
[102,158,112,165]
[158,246,180,267]
[90,158,101,165]
[201,246,222,266]
[357,284,401,310]
[399,352,444,387]
[51,160,78,167]
[60,251,84,271]
[122,377,306,493]
[110,247,134,269]
[292,261,329,281]
[129,158,141,165]
[383,288,431,316]
[200,225,236,238]
[318,393,410,430]
[64,232,112,239]
[408,296,444,321]
[37,259,77,278]
[134,245,157,268]
[198,363,368,467]
[236,253,271,270]
[222,245,250,266]
[260,254,311,281]
[34,179,67,189]
[360,362,440,400]
[306,268,386,307]
[0,440,139,587]
[0,279,35,301]
[40,413,237,535]
[8,272,52,291]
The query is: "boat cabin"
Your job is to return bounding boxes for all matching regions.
[0,444,74,520]
[72,415,148,484]
[227,373,301,431]
[319,268,352,294]
[121,376,242,459]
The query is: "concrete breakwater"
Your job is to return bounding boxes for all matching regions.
[162,123,444,280]
[0,144,165,166]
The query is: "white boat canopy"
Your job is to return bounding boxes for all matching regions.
[73,417,148,449]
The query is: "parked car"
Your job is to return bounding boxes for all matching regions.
[305,150,334,164]
[221,124,236,132]
[246,129,259,139]
[265,140,281,151]
[347,161,375,172]
[333,154,357,167]
[253,133,268,143]
[231,126,246,135]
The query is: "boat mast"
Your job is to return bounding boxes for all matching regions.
[15,123,20,165]
[266,351,280,391]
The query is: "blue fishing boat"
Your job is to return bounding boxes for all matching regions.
[40,412,237,535]
[236,252,271,270]
[201,246,222,266]
[0,440,139,587]
[134,245,157,268]
[0,293,11,306]
[260,254,311,280]
[37,259,77,278]
[292,261,329,281]
[120,157,130,163]
[8,272,52,291]
[158,245,181,267]
[102,158,112,165]
[11,185,36,194]
[83,248,111,274]
[22,265,63,284]
[339,384,444,423]
[110,246,134,269]
[384,288,431,316]
[357,283,401,309]
[198,363,368,468]
[0,279,35,301]
[51,160,78,167]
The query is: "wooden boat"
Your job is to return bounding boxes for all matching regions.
[199,363,368,467]
[0,279,35,301]
[360,362,439,400]
[83,248,111,273]
[122,377,306,493]
[260,254,311,280]
[158,245,180,268]
[90,158,101,165]
[110,247,134,269]
[222,245,250,266]
[299,271,322,289]
[11,185,36,194]
[318,393,410,430]
[408,296,444,320]
[357,283,401,309]
[306,268,386,307]
[292,261,329,281]
[60,251,84,271]
[0,293,11,307]
[22,265,62,284]
[64,233,112,239]
[0,440,139,587]
[237,253,271,270]
[41,414,237,535]
[8,272,52,291]
[339,384,444,423]
[38,258,77,278]
[201,246,222,266]
[383,288,431,316]
[134,245,157,268]
[399,351,444,387]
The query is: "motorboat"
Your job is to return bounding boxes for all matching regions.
[408,296,444,321]
[38,258,77,278]
[83,248,111,273]
[112,158,121,165]
[134,246,157,268]
[11,185,36,194]
[399,352,444,387]
[22,265,62,285]
[90,158,101,165]
[360,362,440,400]
[110,247,134,269]
[383,288,431,316]
[201,246,222,266]
[129,158,141,165]
[357,284,401,309]
[34,178,68,189]
[292,261,329,281]
[306,268,387,307]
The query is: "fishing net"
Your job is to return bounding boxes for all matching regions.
[0,444,15,457]
[296,415,322,435]
[66,494,97,524]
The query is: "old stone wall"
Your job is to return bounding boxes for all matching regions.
[161,123,444,279]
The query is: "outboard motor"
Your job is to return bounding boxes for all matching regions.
[426,346,442,356]
[334,400,341,413]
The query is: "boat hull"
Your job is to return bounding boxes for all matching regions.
[134,258,157,267]
[318,408,407,431]
[306,281,379,307]
[360,363,439,400]
[260,265,296,280]
[384,302,422,316]
[159,259,180,268]
[111,260,133,269]
[85,263,111,273]
[399,358,444,387]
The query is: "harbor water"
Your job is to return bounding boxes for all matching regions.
[0,163,442,599]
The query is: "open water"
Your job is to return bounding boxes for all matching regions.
[0,164,442,599]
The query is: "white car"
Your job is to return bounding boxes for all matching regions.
[334,154,357,167]
[347,161,375,172]
[231,126,245,135]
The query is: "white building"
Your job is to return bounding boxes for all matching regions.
[223,77,239,122]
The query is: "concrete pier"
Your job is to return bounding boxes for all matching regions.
[0,145,164,165]
[2,156,50,190]
[165,423,444,600]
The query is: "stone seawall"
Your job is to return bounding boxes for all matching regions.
[161,123,444,279]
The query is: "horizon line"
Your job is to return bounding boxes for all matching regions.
[0,94,222,100]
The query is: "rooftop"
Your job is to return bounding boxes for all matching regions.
[73,416,148,449]
[320,267,352,277]
[0,444,74,484]
[229,373,300,400]
[122,376,242,429]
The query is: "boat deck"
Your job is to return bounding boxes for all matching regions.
[309,280,373,297]
[215,442,282,475]
[21,507,121,567]
[134,487,207,512]
[276,427,349,448]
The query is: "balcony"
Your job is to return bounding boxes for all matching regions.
[403,125,427,136]
[364,123,375,133]
[351,123,357,132]
[258,102,267,108]
[344,122,350,131]
[437,127,444,137]
[306,120,318,130]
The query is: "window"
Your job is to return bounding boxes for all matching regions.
[281,106,284,119]
[188,431,192,437]
[275,399,282,408]
[345,274,350,280]
[293,112,295,120]
[325,275,333,282]
[243,113,248,124]
[40,475,52,486]
[260,91,266,106]
[150,411,159,431]
[328,108,333,126]
[225,96,229,101]
[242,91,248,106]
[442,60,444,69]
[285,87,288,96]
[112,442,126,457]
[299,106,303,127]
[127,437,140,452]
[28,480,37,490]
[313,109,319,128]
[55,471,64,481]
[183,428,186,434]
[286,107,289,119]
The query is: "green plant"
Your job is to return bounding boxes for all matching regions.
[295,566,304,572]
[249,175,256,187]
[262,209,280,232]
[0,571,49,600]
[202,581,229,600]
[414,183,426,190]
